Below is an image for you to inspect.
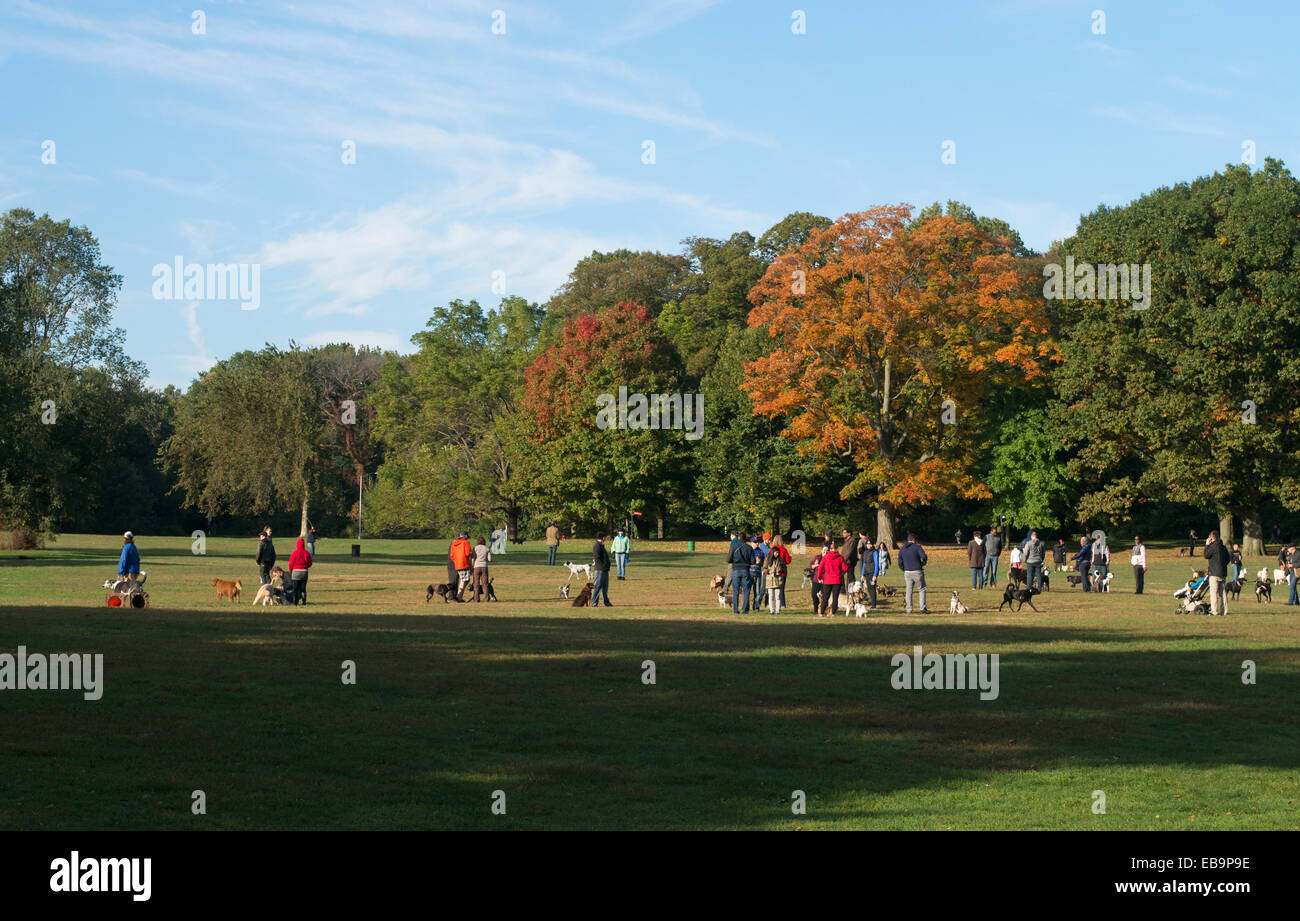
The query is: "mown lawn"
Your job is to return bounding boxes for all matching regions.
[1,533,1297,829]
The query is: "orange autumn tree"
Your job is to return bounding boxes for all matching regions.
[743,204,1056,546]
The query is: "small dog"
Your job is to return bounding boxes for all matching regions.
[799,566,815,589]
[1091,571,1114,592]
[838,585,870,617]
[252,568,285,606]
[563,561,592,582]
[878,584,897,598]
[1067,574,1083,587]
[709,574,724,592]
[1009,568,1027,588]
[1273,568,1287,585]
[426,582,460,603]
[949,591,969,615]
[998,585,1040,612]
[212,578,242,602]
[571,582,594,607]
[1256,580,1272,603]
[1178,547,1188,557]
[717,590,729,608]
[558,584,571,599]
[1257,567,1270,583]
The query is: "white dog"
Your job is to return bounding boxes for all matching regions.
[558,584,570,599]
[838,584,870,617]
[1093,571,1115,592]
[1274,568,1287,585]
[563,561,591,582]
[717,590,729,608]
[949,590,969,615]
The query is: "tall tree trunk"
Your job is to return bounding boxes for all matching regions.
[770,515,780,538]
[1218,510,1234,547]
[300,491,309,537]
[876,496,897,549]
[506,506,519,542]
[656,504,666,540]
[1241,510,1265,558]
[789,506,803,537]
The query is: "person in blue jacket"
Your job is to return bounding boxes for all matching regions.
[118,531,141,580]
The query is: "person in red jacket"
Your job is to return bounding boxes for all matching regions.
[288,537,313,605]
[816,541,850,617]
[448,532,473,600]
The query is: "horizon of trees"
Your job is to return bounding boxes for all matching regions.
[5,160,1300,554]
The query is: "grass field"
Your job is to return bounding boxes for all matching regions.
[1,533,1298,830]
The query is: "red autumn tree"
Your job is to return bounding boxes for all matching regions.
[743,204,1057,546]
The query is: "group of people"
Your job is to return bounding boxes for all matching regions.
[444,532,494,602]
[255,525,315,604]
[545,522,632,580]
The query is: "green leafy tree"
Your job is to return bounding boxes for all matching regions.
[1053,159,1300,555]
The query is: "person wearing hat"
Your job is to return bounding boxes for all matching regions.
[545,520,560,566]
[611,527,631,580]
[118,531,141,582]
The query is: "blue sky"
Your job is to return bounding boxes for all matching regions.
[2,0,1295,389]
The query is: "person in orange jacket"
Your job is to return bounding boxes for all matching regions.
[448,532,473,600]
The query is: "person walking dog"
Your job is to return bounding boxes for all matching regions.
[118,531,142,582]
[898,533,931,614]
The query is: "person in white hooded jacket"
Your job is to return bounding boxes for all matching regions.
[1130,536,1147,594]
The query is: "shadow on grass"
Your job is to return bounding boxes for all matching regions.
[1,607,1297,829]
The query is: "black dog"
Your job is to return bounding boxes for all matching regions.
[998,584,1040,612]
[426,582,460,603]
[1256,580,1272,604]
[1040,570,1050,592]
[1009,568,1027,588]
[1227,578,1244,601]
[571,582,593,607]
[1066,574,1083,587]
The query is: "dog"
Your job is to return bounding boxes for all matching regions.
[483,577,499,602]
[998,584,1040,612]
[1040,570,1051,592]
[709,574,724,592]
[426,582,460,603]
[717,590,729,608]
[1067,574,1083,587]
[1178,547,1188,557]
[1257,567,1270,583]
[949,590,969,615]
[799,565,815,589]
[252,568,285,606]
[570,582,593,607]
[1009,568,1027,588]
[838,584,870,617]
[1091,571,1114,592]
[212,578,242,602]
[1274,568,1287,585]
[878,584,897,598]
[558,583,571,599]
[563,561,592,582]
[1226,578,1244,601]
[1256,580,1272,603]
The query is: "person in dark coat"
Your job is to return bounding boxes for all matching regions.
[1070,537,1093,592]
[256,526,276,585]
[1203,531,1230,615]
[590,533,613,608]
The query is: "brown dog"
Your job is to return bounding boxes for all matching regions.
[212,578,242,602]
[571,582,593,607]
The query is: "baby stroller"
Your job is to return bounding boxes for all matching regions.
[104,571,150,609]
[1173,573,1209,615]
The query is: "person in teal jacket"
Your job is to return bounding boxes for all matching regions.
[611,528,631,580]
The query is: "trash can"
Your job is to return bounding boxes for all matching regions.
[687,541,695,552]
[351,543,360,557]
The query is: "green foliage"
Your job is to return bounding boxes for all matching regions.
[984,409,1071,529]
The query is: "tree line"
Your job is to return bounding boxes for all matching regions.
[4,159,1300,554]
